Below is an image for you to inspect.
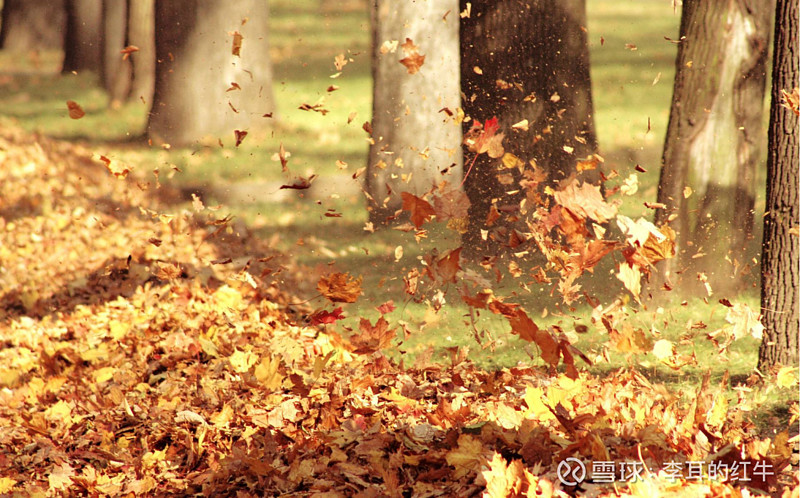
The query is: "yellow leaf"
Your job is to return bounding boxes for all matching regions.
[48,462,74,491]
[523,386,556,422]
[229,349,257,373]
[141,447,168,469]
[445,434,488,479]
[776,367,798,389]
[211,404,235,428]
[705,392,728,432]
[254,355,284,390]
[0,477,17,493]
[45,400,74,426]
[652,339,675,360]
[109,320,130,340]
[214,284,244,311]
[616,263,641,299]
[93,366,115,384]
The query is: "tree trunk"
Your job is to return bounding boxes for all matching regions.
[460,0,599,259]
[63,0,103,73]
[758,0,799,370]
[127,0,155,105]
[102,0,131,104]
[366,0,462,224]
[652,0,772,298]
[148,0,276,147]
[0,0,66,52]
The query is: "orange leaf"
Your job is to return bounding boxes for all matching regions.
[317,272,362,303]
[401,192,435,228]
[507,308,560,367]
[231,31,243,56]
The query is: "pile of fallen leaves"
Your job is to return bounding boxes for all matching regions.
[0,126,796,496]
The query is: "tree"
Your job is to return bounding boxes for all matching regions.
[366,0,462,224]
[0,0,65,52]
[652,0,773,297]
[758,0,799,370]
[460,0,599,258]
[102,0,155,106]
[148,0,276,147]
[63,0,103,73]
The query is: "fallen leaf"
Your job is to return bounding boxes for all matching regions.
[401,192,436,228]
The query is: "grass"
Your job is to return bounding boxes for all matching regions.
[0,0,792,429]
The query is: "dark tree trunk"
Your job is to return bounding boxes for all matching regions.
[0,0,65,52]
[758,0,799,370]
[366,0,462,224]
[460,0,599,258]
[63,0,103,73]
[148,0,276,147]
[102,0,131,104]
[652,0,772,298]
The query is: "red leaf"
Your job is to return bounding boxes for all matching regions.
[310,307,345,325]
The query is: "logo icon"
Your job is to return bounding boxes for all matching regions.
[557,457,587,486]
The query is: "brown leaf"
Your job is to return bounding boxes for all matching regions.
[317,272,363,303]
[399,38,425,74]
[234,130,247,147]
[231,31,243,56]
[433,189,470,221]
[280,175,316,190]
[66,100,85,119]
[401,192,436,228]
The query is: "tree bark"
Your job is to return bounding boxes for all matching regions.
[148,0,276,147]
[102,0,131,104]
[460,0,599,258]
[758,0,799,370]
[366,0,462,224]
[652,0,772,297]
[63,0,103,73]
[0,0,66,52]
[127,0,155,105]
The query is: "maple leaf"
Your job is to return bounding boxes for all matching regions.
[317,272,362,303]
[350,316,395,354]
[376,300,396,315]
[506,308,560,367]
[424,247,462,284]
[310,307,345,325]
[433,189,471,221]
[66,100,85,119]
[399,38,425,74]
[464,117,505,158]
[554,178,618,223]
[401,192,435,228]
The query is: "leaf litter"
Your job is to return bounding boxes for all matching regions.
[0,125,796,496]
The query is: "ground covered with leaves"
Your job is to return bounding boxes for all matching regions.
[0,126,797,496]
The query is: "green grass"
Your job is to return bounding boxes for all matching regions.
[0,0,792,429]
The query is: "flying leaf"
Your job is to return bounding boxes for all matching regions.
[280,175,316,190]
[554,178,619,223]
[120,45,139,60]
[464,117,505,159]
[317,272,363,303]
[66,100,85,119]
[310,307,345,325]
[401,192,436,228]
[399,38,425,74]
[433,189,470,220]
[234,130,247,147]
[350,317,395,354]
[725,302,764,340]
[231,31,243,56]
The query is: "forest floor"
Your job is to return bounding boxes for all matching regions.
[0,0,797,495]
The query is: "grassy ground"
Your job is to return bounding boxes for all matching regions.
[0,0,792,429]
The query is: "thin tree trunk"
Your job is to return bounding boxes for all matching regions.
[128,0,155,105]
[758,0,799,370]
[63,0,103,73]
[460,0,599,259]
[148,0,276,147]
[0,0,65,52]
[366,0,462,224]
[102,0,131,104]
[653,0,772,298]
